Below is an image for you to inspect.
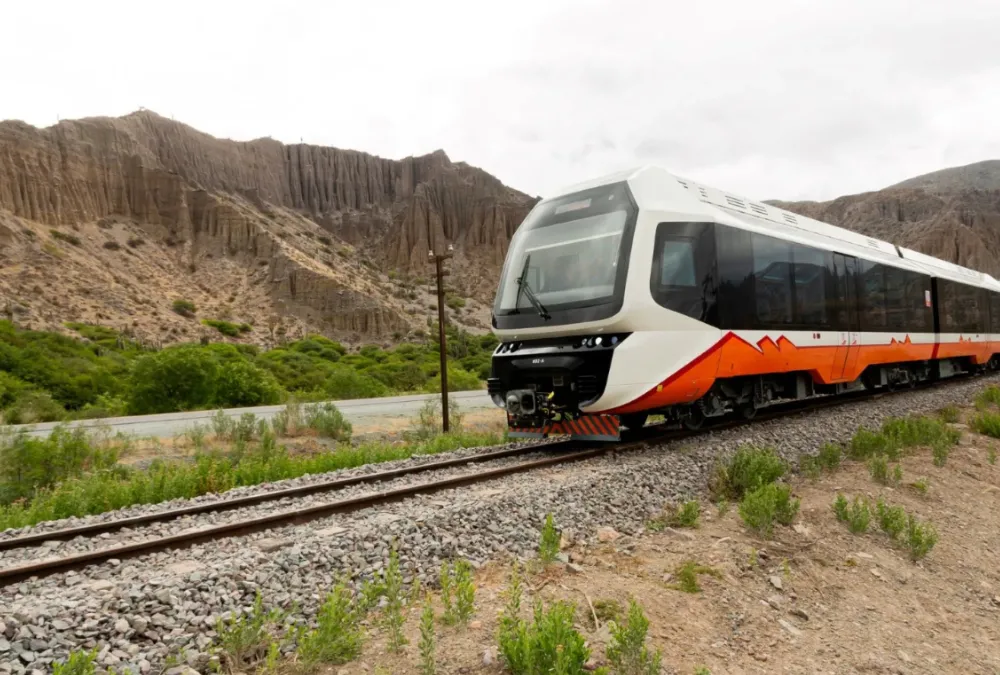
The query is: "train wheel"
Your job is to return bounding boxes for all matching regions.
[682,408,705,431]
[738,402,758,420]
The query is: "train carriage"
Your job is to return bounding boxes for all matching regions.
[487,166,1000,440]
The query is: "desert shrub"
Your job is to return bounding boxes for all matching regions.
[102,240,121,251]
[127,345,220,414]
[51,230,82,246]
[971,410,1000,438]
[711,445,787,500]
[172,299,197,317]
[738,482,799,538]
[202,319,243,337]
[605,598,662,674]
[214,361,283,408]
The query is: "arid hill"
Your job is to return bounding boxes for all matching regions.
[769,160,1000,278]
[0,111,536,346]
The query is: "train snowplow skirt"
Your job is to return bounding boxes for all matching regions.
[508,415,621,441]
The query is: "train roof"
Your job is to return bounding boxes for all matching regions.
[548,165,1000,291]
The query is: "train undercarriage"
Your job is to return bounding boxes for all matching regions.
[493,352,1000,442]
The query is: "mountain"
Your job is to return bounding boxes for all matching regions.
[768,160,1000,278]
[886,160,1000,193]
[0,111,536,347]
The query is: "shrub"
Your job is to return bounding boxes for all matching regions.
[711,445,787,500]
[875,497,907,540]
[2,390,67,424]
[668,561,721,593]
[52,649,98,675]
[425,366,482,393]
[938,405,960,423]
[214,361,283,408]
[172,299,197,317]
[498,596,590,675]
[648,500,700,530]
[931,440,949,467]
[383,549,408,652]
[303,402,352,441]
[418,594,436,675]
[51,230,82,247]
[202,319,243,337]
[127,237,145,248]
[298,582,363,665]
[833,494,870,534]
[102,240,121,251]
[738,482,799,538]
[975,385,1000,409]
[605,598,663,675]
[538,512,560,565]
[971,411,1000,438]
[906,514,938,561]
[213,592,286,672]
[127,345,220,414]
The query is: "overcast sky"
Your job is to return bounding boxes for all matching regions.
[4,0,999,201]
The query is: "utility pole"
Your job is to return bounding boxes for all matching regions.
[429,244,454,432]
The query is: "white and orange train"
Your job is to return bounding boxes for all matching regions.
[487,166,1000,441]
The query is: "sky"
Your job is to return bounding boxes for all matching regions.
[3,0,999,201]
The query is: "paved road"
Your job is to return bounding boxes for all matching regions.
[8,390,497,440]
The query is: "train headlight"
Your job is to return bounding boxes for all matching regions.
[491,393,506,409]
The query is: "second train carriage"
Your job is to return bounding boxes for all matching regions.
[487,166,1000,440]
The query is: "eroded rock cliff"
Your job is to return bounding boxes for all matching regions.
[0,110,536,343]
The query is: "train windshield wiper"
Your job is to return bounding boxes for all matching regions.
[514,255,551,320]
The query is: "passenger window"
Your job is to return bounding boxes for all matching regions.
[791,245,827,325]
[883,266,907,331]
[752,234,793,325]
[859,260,886,330]
[659,240,696,287]
[992,293,1000,333]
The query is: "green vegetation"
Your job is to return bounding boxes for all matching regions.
[737,482,800,538]
[647,499,700,530]
[50,230,82,247]
[172,298,197,317]
[52,650,98,675]
[833,493,938,561]
[537,512,561,565]
[971,410,1000,438]
[497,563,592,674]
[975,385,1000,410]
[938,405,960,423]
[202,318,251,337]
[667,561,722,594]
[0,405,501,531]
[439,559,476,627]
[849,415,960,461]
[418,595,437,675]
[0,320,496,423]
[710,445,788,501]
[605,598,663,675]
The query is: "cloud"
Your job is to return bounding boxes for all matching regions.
[2,0,999,203]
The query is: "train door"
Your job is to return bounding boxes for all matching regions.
[832,254,861,380]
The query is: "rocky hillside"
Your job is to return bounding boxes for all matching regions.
[769,160,1000,277]
[0,111,536,346]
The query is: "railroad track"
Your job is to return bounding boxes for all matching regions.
[0,373,990,586]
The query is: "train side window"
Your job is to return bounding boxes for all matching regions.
[905,272,932,333]
[752,234,793,326]
[650,222,718,323]
[962,284,982,333]
[939,280,961,333]
[715,224,754,330]
[659,240,696,287]
[790,244,828,325]
[883,265,907,332]
[992,293,1000,333]
[858,260,886,331]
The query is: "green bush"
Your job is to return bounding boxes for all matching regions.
[127,345,221,414]
[202,319,243,337]
[971,410,1000,438]
[172,299,197,317]
[214,361,283,408]
[712,445,788,500]
[738,482,799,538]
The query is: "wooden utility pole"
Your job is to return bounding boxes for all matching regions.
[430,244,454,432]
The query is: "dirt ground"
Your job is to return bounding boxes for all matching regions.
[313,403,1000,675]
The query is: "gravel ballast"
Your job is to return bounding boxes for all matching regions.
[0,376,996,674]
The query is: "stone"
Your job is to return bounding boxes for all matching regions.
[664,527,695,541]
[482,648,494,666]
[114,619,130,634]
[88,580,114,592]
[566,563,585,575]
[898,650,912,664]
[597,527,620,542]
[789,608,809,621]
[769,575,783,591]
[766,595,783,610]
[50,620,70,631]
[778,619,803,637]
[256,538,295,552]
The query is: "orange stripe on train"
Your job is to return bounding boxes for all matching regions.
[608,332,997,415]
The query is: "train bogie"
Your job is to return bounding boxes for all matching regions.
[488,166,1000,441]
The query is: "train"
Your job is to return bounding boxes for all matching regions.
[486,165,1000,441]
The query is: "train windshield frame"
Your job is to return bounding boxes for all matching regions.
[493,181,638,329]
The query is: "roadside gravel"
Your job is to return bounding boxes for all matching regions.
[0,375,995,674]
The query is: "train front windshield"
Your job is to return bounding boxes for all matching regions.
[494,181,636,318]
